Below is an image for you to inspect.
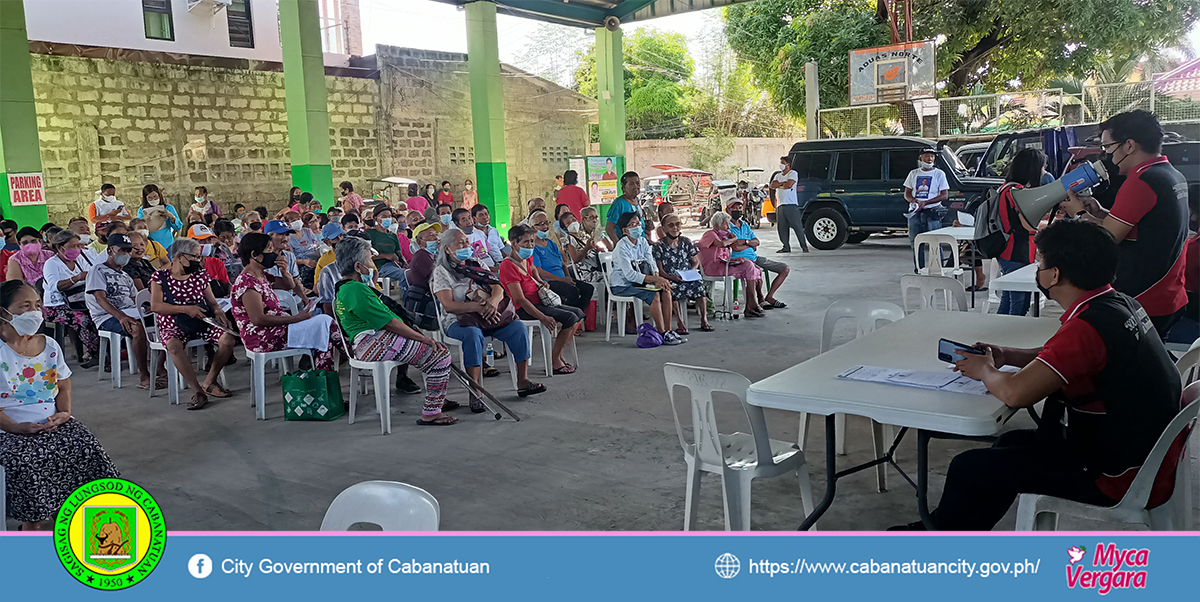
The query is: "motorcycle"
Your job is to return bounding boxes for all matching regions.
[741,184,768,229]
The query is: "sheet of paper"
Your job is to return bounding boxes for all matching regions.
[215,298,232,312]
[836,365,1016,397]
[885,370,959,389]
[676,269,702,282]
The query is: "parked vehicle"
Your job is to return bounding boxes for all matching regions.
[955,142,991,174]
[784,137,1003,250]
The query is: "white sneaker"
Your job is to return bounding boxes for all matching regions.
[662,331,683,345]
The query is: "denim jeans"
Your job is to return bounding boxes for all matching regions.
[908,206,947,270]
[444,320,530,367]
[996,258,1031,316]
[376,262,409,297]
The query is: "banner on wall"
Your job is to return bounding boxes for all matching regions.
[7,172,46,206]
[586,156,621,205]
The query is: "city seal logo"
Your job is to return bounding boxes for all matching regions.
[54,478,166,591]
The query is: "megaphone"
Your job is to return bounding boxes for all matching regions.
[1012,160,1109,224]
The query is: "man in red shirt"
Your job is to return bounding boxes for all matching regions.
[892,220,1184,530]
[1063,110,1189,337]
[555,169,590,218]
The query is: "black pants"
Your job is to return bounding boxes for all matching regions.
[547,279,594,314]
[1150,308,1184,341]
[931,429,1116,530]
[776,204,808,251]
[517,303,584,329]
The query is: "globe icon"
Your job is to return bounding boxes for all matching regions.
[714,553,740,579]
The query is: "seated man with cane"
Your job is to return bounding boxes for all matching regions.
[892,219,1184,530]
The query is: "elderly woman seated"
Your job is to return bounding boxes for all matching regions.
[653,212,713,333]
[333,236,458,426]
[41,229,100,368]
[699,210,764,318]
[526,210,594,319]
[502,224,584,374]
[610,212,683,345]
[432,228,546,400]
[231,232,338,371]
[149,238,238,410]
[0,280,119,531]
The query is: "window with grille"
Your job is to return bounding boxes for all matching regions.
[227,0,255,48]
[142,0,174,41]
[542,146,568,164]
[449,146,475,166]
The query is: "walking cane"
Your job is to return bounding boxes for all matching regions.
[449,364,521,422]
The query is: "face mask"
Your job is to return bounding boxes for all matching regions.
[331,216,342,224]
[4,309,44,337]
[424,241,438,254]
[292,194,301,201]
[258,252,278,267]
[517,247,534,259]
[364,219,376,228]
[427,188,436,195]
[919,161,934,169]
[194,196,205,203]
[183,257,203,274]
[112,253,130,267]
[628,226,644,239]
[1102,143,1133,173]
[78,234,92,245]
[250,222,262,231]
[102,194,116,202]
[730,210,743,221]
[465,184,473,190]
[440,215,452,226]
[147,197,161,206]
[1036,267,1055,299]
[442,187,450,192]
[567,222,581,234]
[380,218,393,229]
[289,220,304,231]
[136,229,150,237]
[20,242,41,256]
[461,225,475,235]
[536,230,550,239]
[397,221,408,230]
[781,163,789,171]
[454,248,473,261]
[63,248,82,261]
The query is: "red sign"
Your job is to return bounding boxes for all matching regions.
[8,172,46,207]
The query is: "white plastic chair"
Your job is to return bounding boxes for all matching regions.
[1176,344,1200,387]
[247,348,313,420]
[798,300,904,492]
[912,233,962,277]
[96,329,137,389]
[522,319,579,377]
[664,363,815,530]
[320,481,440,531]
[138,290,227,404]
[900,274,969,313]
[1016,388,1199,531]
[337,319,404,435]
[599,252,644,341]
[432,301,518,392]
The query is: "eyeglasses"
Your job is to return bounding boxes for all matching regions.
[1098,140,1125,152]
[180,253,201,261]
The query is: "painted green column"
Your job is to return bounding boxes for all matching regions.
[0,0,48,228]
[279,0,334,207]
[595,27,626,158]
[465,1,510,230]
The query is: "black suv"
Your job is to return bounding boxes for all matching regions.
[785,137,1002,250]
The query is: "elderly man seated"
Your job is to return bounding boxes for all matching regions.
[84,233,153,389]
[726,200,790,309]
[893,220,1185,530]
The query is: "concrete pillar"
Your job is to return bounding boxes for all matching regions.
[596,27,626,157]
[0,0,47,227]
[805,61,819,140]
[465,1,510,230]
[280,0,334,207]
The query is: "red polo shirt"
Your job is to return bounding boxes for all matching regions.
[1108,156,1189,317]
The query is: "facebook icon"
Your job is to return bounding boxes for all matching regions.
[188,553,213,579]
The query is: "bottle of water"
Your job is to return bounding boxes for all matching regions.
[486,342,495,366]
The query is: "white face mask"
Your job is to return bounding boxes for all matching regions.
[147,196,161,206]
[919,161,934,169]
[102,194,116,202]
[136,229,150,237]
[79,234,92,244]
[567,221,581,234]
[465,184,473,190]
[289,220,304,231]
[4,309,44,336]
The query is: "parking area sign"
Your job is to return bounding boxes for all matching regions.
[849,41,936,106]
[7,172,46,206]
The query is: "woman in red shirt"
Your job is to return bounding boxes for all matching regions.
[555,169,590,218]
[996,149,1044,316]
[500,224,583,374]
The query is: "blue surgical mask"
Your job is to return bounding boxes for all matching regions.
[440,214,453,226]
[517,247,534,259]
[380,218,393,229]
[454,248,472,261]
[628,226,644,239]
[536,230,550,239]
[424,241,438,254]
[361,273,372,285]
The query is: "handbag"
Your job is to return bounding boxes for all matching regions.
[456,296,518,330]
[402,283,440,331]
[160,273,211,339]
[537,284,562,307]
[282,369,345,421]
[63,254,93,311]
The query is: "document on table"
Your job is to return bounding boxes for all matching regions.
[836,365,1018,396]
[676,269,702,282]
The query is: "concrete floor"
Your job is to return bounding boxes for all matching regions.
[11,227,1194,532]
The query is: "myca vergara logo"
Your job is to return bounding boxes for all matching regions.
[1065,543,1149,595]
[54,478,166,591]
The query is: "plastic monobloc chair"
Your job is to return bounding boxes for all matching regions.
[798,300,904,492]
[320,481,440,531]
[664,363,815,530]
[599,252,644,341]
[900,274,969,313]
[247,348,313,420]
[522,319,579,377]
[1176,344,1200,387]
[336,318,403,435]
[912,233,962,277]
[1016,389,1199,531]
[432,301,519,392]
[96,329,137,389]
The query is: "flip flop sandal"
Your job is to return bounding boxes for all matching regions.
[761,301,776,309]
[699,324,716,332]
[416,415,458,426]
[483,367,501,378]
[186,393,208,411]
[469,397,487,413]
[136,381,151,390]
[442,400,462,411]
[675,327,690,335]
[553,365,576,375]
[517,382,547,397]
[768,300,788,309]
[205,383,233,398]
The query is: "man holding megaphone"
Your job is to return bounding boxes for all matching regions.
[1057,110,1189,338]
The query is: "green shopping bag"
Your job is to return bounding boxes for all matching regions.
[282,369,345,421]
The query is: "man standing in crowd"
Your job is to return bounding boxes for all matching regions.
[770,156,807,254]
[904,148,950,271]
[88,183,131,228]
[894,219,1183,530]
[84,233,153,389]
[1062,109,1189,337]
[727,200,790,309]
[556,170,590,218]
[605,172,644,245]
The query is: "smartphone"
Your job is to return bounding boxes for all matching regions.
[938,338,985,363]
[304,298,319,314]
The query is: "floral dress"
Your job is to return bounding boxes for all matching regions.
[230,272,335,370]
[150,269,222,344]
[652,236,705,300]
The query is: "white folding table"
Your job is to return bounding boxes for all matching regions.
[746,311,1060,529]
[988,263,1044,317]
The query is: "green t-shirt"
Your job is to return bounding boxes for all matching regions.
[366,228,399,268]
[335,280,395,343]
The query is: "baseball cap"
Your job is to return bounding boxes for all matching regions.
[106,233,134,249]
[263,219,294,235]
[321,222,345,241]
[920,147,938,156]
[413,222,442,239]
[726,200,744,210]
[186,224,215,240]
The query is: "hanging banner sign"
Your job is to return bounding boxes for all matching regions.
[8,172,47,206]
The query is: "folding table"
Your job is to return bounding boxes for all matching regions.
[988,263,1043,317]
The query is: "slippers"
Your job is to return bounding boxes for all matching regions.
[136,381,151,390]
[186,393,208,411]
[553,365,576,375]
[517,382,547,397]
[675,327,690,336]
[416,414,458,426]
[483,367,500,378]
[765,300,788,309]
[699,323,715,332]
[204,383,233,398]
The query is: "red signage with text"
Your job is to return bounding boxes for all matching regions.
[7,172,46,206]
